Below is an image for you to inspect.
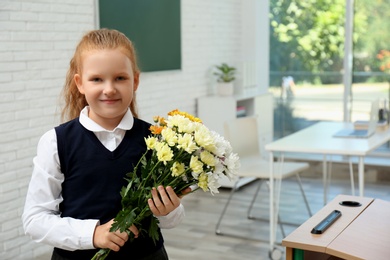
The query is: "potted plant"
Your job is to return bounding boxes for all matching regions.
[214,63,236,96]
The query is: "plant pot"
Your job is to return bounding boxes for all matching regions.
[216,82,234,96]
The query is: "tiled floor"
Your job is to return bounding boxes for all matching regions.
[35,176,390,260]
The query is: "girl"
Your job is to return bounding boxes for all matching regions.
[22,29,186,260]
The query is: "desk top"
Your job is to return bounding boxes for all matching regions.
[282,194,390,260]
[327,198,390,260]
[265,121,390,156]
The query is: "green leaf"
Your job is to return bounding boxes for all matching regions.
[110,207,138,233]
[214,63,236,82]
[148,216,160,244]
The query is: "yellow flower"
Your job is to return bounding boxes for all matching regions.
[158,117,167,126]
[155,143,173,164]
[194,125,215,152]
[152,116,167,126]
[198,173,209,192]
[178,133,197,153]
[145,137,157,150]
[200,150,216,166]
[150,125,164,135]
[167,115,194,133]
[190,155,203,174]
[168,109,202,123]
[161,128,178,146]
[171,162,185,177]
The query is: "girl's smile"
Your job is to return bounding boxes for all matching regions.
[101,99,120,104]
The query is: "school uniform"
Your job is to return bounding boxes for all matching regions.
[22,107,185,260]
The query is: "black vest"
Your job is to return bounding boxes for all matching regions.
[54,118,163,259]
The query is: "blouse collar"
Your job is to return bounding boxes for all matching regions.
[79,106,134,132]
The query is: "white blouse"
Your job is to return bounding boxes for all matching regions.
[22,107,185,251]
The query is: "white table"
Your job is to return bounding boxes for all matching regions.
[264,121,390,256]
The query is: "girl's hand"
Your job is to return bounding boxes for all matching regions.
[93,219,139,251]
[148,186,181,216]
[179,187,192,198]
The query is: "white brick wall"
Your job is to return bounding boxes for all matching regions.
[0,0,268,259]
[0,0,96,259]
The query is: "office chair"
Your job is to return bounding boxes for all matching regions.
[215,116,312,240]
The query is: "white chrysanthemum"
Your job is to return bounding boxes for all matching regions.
[211,131,232,157]
[191,171,200,180]
[224,152,240,180]
[161,127,178,147]
[178,133,198,153]
[200,150,216,166]
[213,159,225,174]
[206,171,221,195]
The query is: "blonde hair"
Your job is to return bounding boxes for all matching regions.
[61,29,140,121]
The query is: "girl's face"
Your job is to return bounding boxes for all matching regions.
[74,49,139,130]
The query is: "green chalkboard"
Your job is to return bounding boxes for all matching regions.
[98,0,181,72]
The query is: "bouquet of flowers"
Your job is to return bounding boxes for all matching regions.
[92,109,240,260]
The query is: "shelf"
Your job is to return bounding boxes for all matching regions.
[233,88,265,101]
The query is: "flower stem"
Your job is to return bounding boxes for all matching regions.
[139,159,161,189]
[91,248,111,260]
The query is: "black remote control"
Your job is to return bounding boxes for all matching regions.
[311,210,342,234]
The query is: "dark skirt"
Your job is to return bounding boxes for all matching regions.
[51,245,169,260]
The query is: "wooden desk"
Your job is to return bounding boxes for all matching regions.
[282,194,390,260]
[265,121,390,253]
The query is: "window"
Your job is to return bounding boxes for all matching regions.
[269,0,390,158]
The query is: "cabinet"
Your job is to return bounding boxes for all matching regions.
[197,91,274,188]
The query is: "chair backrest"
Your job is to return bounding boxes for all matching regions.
[223,116,261,158]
